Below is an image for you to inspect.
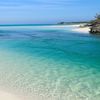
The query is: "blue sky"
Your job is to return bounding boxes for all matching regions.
[0,0,100,24]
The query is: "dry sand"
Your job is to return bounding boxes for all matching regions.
[0,91,21,100]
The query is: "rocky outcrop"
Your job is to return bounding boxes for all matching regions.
[90,15,100,34]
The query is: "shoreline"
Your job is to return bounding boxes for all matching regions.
[65,24,90,34]
[43,24,90,34]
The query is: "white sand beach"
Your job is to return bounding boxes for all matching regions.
[72,27,90,33]
[67,24,90,33]
[43,24,90,34]
[0,91,20,100]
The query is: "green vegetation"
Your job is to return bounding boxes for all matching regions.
[58,21,88,25]
[90,14,100,34]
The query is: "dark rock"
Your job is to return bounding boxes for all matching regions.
[90,14,100,34]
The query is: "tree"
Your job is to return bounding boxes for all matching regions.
[90,13,100,34]
[95,13,100,19]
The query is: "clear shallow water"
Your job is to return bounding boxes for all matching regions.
[0,25,100,100]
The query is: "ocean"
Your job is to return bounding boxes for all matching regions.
[0,25,100,100]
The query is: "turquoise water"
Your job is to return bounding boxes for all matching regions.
[0,25,100,100]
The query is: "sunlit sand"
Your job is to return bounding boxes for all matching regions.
[66,24,90,33]
[0,91,20,100]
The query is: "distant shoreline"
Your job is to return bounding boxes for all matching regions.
[0,23,90,34]
[55,23,90,34]
[66,24,90,33]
